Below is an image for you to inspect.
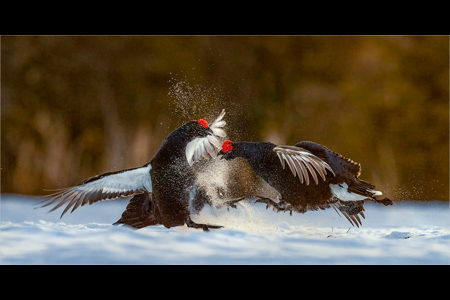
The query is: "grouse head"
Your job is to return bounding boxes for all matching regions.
[218,140,240,160]
[185,109,227,166]
[183,119,214,139]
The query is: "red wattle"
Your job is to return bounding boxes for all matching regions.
[198,119,209,128]
[222,140,233,153]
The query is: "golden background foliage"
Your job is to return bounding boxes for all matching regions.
[2,36,448,201]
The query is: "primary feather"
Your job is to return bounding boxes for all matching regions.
[273,145,335,185]
[39,163,152,218]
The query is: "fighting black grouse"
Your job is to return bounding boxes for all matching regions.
[218,140,393,227]
[39,109,227,230]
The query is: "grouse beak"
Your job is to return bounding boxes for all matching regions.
[217,150,225,159]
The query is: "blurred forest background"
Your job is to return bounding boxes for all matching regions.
[1,36,449,201]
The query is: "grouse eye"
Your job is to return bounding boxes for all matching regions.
[198,119,209,128]
[222,140,233,153]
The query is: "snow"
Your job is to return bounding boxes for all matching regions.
[1,193,449,264]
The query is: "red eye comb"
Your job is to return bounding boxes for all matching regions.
[222,140,233,153]
[198,119,209,128]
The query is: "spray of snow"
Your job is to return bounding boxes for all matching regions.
[168,79,226,123]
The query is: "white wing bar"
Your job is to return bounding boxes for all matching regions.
[39,164,152,217]
[274,146,335,185]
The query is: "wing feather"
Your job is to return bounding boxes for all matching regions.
[281,153,297,177]
[207,135,221,149]
[38,163,153,218]
[276,152,285,169]
[299,155,319,185]
[273,146,334,185]
[293,155,308,184]
[299,160,310,185]
[186,109,227,166]
[305,155,327,181]
[210,109,226,129]
[203,140,216,158]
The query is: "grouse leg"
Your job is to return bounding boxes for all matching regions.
[223,195,290,212]
[186,217,223,231]
[223,197,246,209]
[254,197,293,215]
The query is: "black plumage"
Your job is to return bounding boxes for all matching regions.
[219,140,393,227]
[39,110,227,231]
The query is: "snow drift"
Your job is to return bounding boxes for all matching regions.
[1,194,449,264]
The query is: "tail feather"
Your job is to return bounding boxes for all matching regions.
[331,199,366,227]
[347,178,375,195]
[114,192,160,229]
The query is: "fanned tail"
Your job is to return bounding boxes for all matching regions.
[330,198,366,228]
[113,192,160,229]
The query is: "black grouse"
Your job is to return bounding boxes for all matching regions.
[218,140,393,227]
[39,110,227,230]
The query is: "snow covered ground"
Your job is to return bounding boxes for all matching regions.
[1,193,449,264]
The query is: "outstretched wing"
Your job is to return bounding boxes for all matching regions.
[295,140,362,178]
[38,163,153,218]
[273,145,335,185]
[186,109,226,166]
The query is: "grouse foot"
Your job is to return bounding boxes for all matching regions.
[223,197,246,209]
[254,197,293,215]
[186,217,223,231]
[223,195,273,210]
